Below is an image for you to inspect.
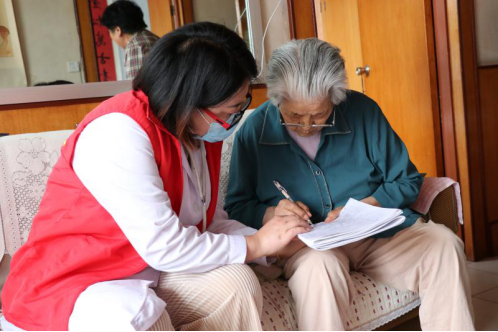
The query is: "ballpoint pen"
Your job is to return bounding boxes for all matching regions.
[273,180,313,226]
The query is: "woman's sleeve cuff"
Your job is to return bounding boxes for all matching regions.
[228,235,247,264]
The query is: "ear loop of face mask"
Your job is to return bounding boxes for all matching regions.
[198,108,238,127]
[198,109,212,125]
[186,110,212,136]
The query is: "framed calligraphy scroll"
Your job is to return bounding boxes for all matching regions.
[89,0,117,82]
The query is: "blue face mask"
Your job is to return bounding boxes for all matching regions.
[196,110,240,143]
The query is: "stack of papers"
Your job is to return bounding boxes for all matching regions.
[298,198,406,250]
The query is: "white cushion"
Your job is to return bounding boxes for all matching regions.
[259,272,419,331]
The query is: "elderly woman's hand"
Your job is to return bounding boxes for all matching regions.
[262,199,312,225]
[324,207,344,223]
[324,196,381,223]
[275,199,312,219]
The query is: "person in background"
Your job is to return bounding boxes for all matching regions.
[101,0,159,79]
[225,38,475,331]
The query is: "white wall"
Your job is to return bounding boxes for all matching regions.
[192,0,237,29]
[260,0,291,64]
[12,0,84,86]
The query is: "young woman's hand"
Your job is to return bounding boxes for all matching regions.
[245,215,311,261]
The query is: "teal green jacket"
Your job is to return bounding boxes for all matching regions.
[224,90,423,238]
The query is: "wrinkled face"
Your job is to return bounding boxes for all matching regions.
[108,27,127,49]
[279,98,333,137]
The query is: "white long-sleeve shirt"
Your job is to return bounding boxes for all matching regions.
[72,113,268,279]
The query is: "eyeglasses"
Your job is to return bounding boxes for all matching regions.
[279,106,336,128]
[201,93,252,131]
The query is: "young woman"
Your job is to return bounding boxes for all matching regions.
[0,22,311,331]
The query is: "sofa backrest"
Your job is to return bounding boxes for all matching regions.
[0,130,73,257]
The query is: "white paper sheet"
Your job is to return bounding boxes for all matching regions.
[298,198,405,250]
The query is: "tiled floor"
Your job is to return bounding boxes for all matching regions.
[468,256,498,331]
[392,256,498,331]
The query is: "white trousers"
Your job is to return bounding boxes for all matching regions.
[68,279,167,331]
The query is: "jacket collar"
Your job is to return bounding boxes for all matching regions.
[259,101,352,145]
[135,89,177,138]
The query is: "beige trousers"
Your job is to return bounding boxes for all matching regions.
[150,264,263,331]
[283,220,475,331]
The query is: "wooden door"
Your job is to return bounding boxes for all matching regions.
[317,0,442,177]
[148,0,175,37]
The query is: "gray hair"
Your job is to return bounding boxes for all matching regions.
[266,38,348,106]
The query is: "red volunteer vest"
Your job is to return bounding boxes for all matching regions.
[1,90,222,331]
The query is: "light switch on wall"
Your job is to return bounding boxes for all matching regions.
[67,61,80,73]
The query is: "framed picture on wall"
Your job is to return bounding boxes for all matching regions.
[0,0,27,87]
[0,0,14,58]
[0,22,12,57]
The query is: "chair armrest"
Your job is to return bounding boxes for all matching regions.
[426,186,459,233]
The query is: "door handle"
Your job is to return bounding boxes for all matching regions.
[356,65,370,76]
[355,65,370,94]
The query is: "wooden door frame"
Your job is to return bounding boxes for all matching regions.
[430,0,498,260]
[287,0,317,39]
[456,0,491,260]
[75,0,99,83]
[432,0,468,243]
[432,0,457,180]
[428,0,483,259]
[175,0,194,26]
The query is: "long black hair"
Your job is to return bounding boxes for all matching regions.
[133,22,258,149]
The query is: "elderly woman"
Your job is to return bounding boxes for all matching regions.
[224,39,474,331]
